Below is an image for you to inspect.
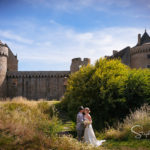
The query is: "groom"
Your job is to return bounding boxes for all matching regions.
[76,106,85,141]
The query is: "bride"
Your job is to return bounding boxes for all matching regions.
[83,107,106,147]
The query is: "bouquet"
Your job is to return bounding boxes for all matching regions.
[84,120,91,127]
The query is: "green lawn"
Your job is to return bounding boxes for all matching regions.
[103,139,150,150]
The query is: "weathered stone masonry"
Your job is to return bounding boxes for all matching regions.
[6,71,70,100]
[0,40,90,100]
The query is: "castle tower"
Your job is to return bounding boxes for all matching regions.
[130,30,150,69]
[70,57,91,73]
[0,41,8,98]
[82,58,91,66]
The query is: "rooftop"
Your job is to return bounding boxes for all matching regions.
[140,30,150,45]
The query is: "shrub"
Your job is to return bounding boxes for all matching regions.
[61,58,150,130]
[125,69,150,110]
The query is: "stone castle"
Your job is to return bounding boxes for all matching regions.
[108,30,150,69]
[0,30,150,100]
[0,41,90,100]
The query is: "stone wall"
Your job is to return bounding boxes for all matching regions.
[7,48,18,71]
[130,44,150,68]
[120,47,130,66]
[7,71,70,100]
[107,47,131,67]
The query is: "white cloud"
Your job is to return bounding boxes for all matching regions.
[0,30,33,44]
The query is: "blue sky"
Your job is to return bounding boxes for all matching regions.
[0,0,150,71]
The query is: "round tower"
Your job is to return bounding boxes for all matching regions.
[130,30,150,69]
[130,44,150,68]
[0,41,8,98]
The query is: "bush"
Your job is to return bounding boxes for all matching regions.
[61,58,150,130]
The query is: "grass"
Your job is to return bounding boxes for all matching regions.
[104,139,150,150]
[0,97,62,150]
[0,97,150,150]
[0,97,105,150]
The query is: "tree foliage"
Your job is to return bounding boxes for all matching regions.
[61,58,150,130]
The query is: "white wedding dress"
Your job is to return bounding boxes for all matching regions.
[84,118,106,147]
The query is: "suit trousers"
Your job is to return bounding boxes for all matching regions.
[77,128,84,141]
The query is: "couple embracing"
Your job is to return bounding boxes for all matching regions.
[76,106,106,147]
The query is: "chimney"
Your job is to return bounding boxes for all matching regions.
[138,34,141,45]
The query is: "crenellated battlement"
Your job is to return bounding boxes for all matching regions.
[7,71,70,78]
[0,50,8,57]
[72,57,81,62]
[83,58,91,65]
[70,57,91,73]
[0,41,8,57]
[130,44,150,56]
